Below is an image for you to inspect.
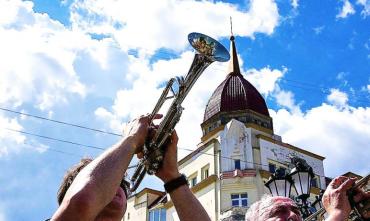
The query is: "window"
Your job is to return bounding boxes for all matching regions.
[268,163,276,173]
[204,169,209,178]
[234,159,241,170]
[201,164,210,180]
[231,193,248,207]
[149,208,166,221]
[311,175,320,188]
[191,176,197,187]
[188,173,198,187]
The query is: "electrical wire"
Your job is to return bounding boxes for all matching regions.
[0,107,121,137]
[4,127,328,179]
[4,128,106,150]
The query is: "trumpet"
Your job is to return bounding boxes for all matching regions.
[305,173,370,221]
[129,33,230,192]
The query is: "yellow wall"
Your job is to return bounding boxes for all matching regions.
[165,180,218,221]
[179,142,217,184]
[124,194,148,221]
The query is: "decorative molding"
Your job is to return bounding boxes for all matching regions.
[178,139,218,166]
[220,169,256,179]
[129,188,165,200]
[201,125,225,142]
[257,134,325,160]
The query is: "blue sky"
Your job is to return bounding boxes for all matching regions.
[0,0,369,220]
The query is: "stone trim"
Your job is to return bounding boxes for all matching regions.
[257,134,325,160]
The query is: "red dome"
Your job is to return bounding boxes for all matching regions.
[203,72,270,122]
[203,36,270,123]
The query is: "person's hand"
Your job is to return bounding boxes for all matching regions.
[155,130,181,183]
[322,176,356,220]
[123,114,162,153]
[352,185,370,219]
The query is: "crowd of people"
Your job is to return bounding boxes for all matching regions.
[49,114,369,221]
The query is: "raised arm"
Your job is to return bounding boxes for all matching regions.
[51,115,159,221]
[155,131,211,221]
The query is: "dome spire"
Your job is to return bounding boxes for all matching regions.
[228,17,241,76]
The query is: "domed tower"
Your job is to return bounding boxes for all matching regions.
[201,35,273,141]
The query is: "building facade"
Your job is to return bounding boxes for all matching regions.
[123,35,326,221]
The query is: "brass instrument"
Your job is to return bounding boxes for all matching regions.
[305,173,370,221]
[129,33,230,192]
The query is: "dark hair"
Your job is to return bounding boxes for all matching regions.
[57,158,93,205]
[56,158,130,205]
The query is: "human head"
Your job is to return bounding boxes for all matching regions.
[57,157,128,218]
[57,158,93,205]
[245,195,302,221]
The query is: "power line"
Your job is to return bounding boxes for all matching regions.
[4,128,106,151]
[2,127,138,170]
[5,127,328,179]
[23,141,84,158]
[0,107,122,137]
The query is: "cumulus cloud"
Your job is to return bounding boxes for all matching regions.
[245,67,287,96]
[95,50,230,152]
[69,0,279,52]
[0,114,25,156]
[327,88,349,107]
[0,0,89,110]
[336,0,356,19]
[95,52,287,157]
[271,104,370,177]
[291,0,299,9]
[356,0,370,17]
[0,0,133,156]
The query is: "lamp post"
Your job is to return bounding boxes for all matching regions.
[265,167,293,198]
[290,157,315,218]
[265,157,316,219]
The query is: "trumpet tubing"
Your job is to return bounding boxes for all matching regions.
[129,33,230,192]
[304,174,370,221]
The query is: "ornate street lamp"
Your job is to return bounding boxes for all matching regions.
[265,167,293,198]
[290,157,314,200]
[265,157,315,218]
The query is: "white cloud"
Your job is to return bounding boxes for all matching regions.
[336,0,356,19]
[95,50,230,152]
[95,107,123,134]
[356,0,370,17]
[291,0,299,9]
[327,88,349,107]
[273,87,302,114]
[245,67,287,96]
[271,104,370,177]
[95,52,287,157]
[0,114,25,157]
[245,66,302,114]
[69,0,279,52]
[0,0,90,110]
[313,26,325,35]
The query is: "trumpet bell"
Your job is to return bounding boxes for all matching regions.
[188,32,230,62]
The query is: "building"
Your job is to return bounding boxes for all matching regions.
[123,35,326,221]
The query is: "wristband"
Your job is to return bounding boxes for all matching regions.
[164,174,189,193]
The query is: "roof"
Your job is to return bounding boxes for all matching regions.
[203,36,269,122]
